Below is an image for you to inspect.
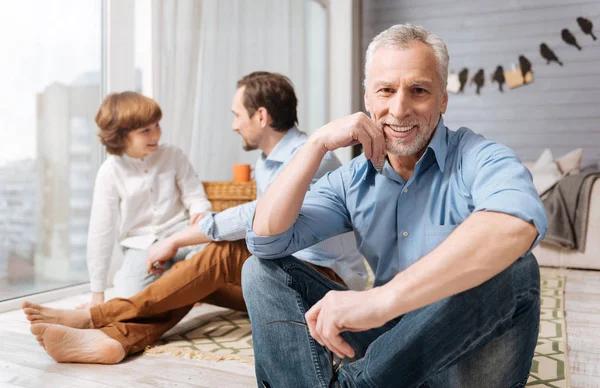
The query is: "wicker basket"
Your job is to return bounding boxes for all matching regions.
[202,181,257,212]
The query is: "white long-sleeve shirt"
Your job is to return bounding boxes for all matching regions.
[87,145,212,292]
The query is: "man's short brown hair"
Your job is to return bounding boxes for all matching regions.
[95,91,162,155]
[236,71,298,132]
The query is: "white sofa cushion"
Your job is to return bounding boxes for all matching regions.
[526,148,584,195]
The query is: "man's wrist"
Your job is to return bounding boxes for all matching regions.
[370,284,402,323]
[306,133,329,158]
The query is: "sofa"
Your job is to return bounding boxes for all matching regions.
[533,178,600,270]
[521,148,599,270]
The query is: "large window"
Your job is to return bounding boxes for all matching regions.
[0,1,102,301]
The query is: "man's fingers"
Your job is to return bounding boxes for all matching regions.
[355,130,373,159]
[330,333,355,359]
[361,120,385,165]
[315,304,328,347]
[305,302,320,330]
[321,325,346,359]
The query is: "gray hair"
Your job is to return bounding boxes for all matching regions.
[364,24,449,93]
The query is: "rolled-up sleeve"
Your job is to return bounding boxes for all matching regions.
[464,139,547,248]
[246,168,353,259]
[197,200,257,241]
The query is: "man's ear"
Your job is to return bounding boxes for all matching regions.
[440,91,448,114]
[257,107,270,128]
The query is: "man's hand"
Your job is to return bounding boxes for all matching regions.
[305,288,391,359]
[189,211,210,226]
[77,292,104,309]
[311,112,385,165]
[146,239,178,275]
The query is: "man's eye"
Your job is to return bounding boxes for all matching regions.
[414,88,426,94]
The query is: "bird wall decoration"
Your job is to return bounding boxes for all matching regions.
[458,68,469,93]
[446,17,596,95]
[540,43,563,66]
[491,65,505,92]
[562,28,582,50]
[518,55,533,84]
[471,69,485,94]
[577,17,596,41]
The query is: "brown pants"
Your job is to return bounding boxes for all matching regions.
[90,240,251,355]
[89,240,345,356]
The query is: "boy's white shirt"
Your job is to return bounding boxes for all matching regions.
[86,144,211,292]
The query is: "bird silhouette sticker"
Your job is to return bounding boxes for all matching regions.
[491,65,505,92]
[471,69,485,94]
[577,17,597,41]
[540,43,563,66]
[518,55,533,84]
[562,28,582,50]
[458,68,469,93]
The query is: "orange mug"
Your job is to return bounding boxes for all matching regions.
[233,164,251,182]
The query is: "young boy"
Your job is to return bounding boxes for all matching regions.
[87,91,211,307]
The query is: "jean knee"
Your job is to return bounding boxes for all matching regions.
[242,256,289,301]
[242,256,267,293]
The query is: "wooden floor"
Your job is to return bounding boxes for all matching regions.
[0,294,256,388]
[543,267,600,388]
[0,269,598,387]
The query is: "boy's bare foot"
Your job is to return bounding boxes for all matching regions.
[30,323,125,364]
[22,301,93,329]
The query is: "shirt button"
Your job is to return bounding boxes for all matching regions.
[402,231,409,237]
[144,170,148,173]
[149,188,153,193]
[403,188,408,193]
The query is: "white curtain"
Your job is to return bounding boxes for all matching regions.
[152,0,311,181]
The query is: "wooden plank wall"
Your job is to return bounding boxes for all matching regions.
[362,0,600,166]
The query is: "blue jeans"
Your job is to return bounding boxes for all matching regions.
[242,254,540,388]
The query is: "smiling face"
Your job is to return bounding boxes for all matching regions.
[364,43,448,158]
[124,121,162,158]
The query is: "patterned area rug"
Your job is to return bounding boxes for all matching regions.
[146,275,570,386]
[527,274,571,387]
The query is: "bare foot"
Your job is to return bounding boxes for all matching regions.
[22,301,92,329]
[31,323,125,364]
[35,334,45,349]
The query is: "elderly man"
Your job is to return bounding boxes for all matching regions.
[243,25,546,387]
[23,71,367,364]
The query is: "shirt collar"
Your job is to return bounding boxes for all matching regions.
[427,116,448,172]
[263,127,303,163]
[121,151,146,164]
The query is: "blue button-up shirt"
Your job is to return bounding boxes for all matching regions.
[246,119,547,287]
[198,127,368,290]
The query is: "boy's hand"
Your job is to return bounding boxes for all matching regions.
[146,239,178,274]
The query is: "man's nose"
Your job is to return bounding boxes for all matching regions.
[389,92,412,118]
